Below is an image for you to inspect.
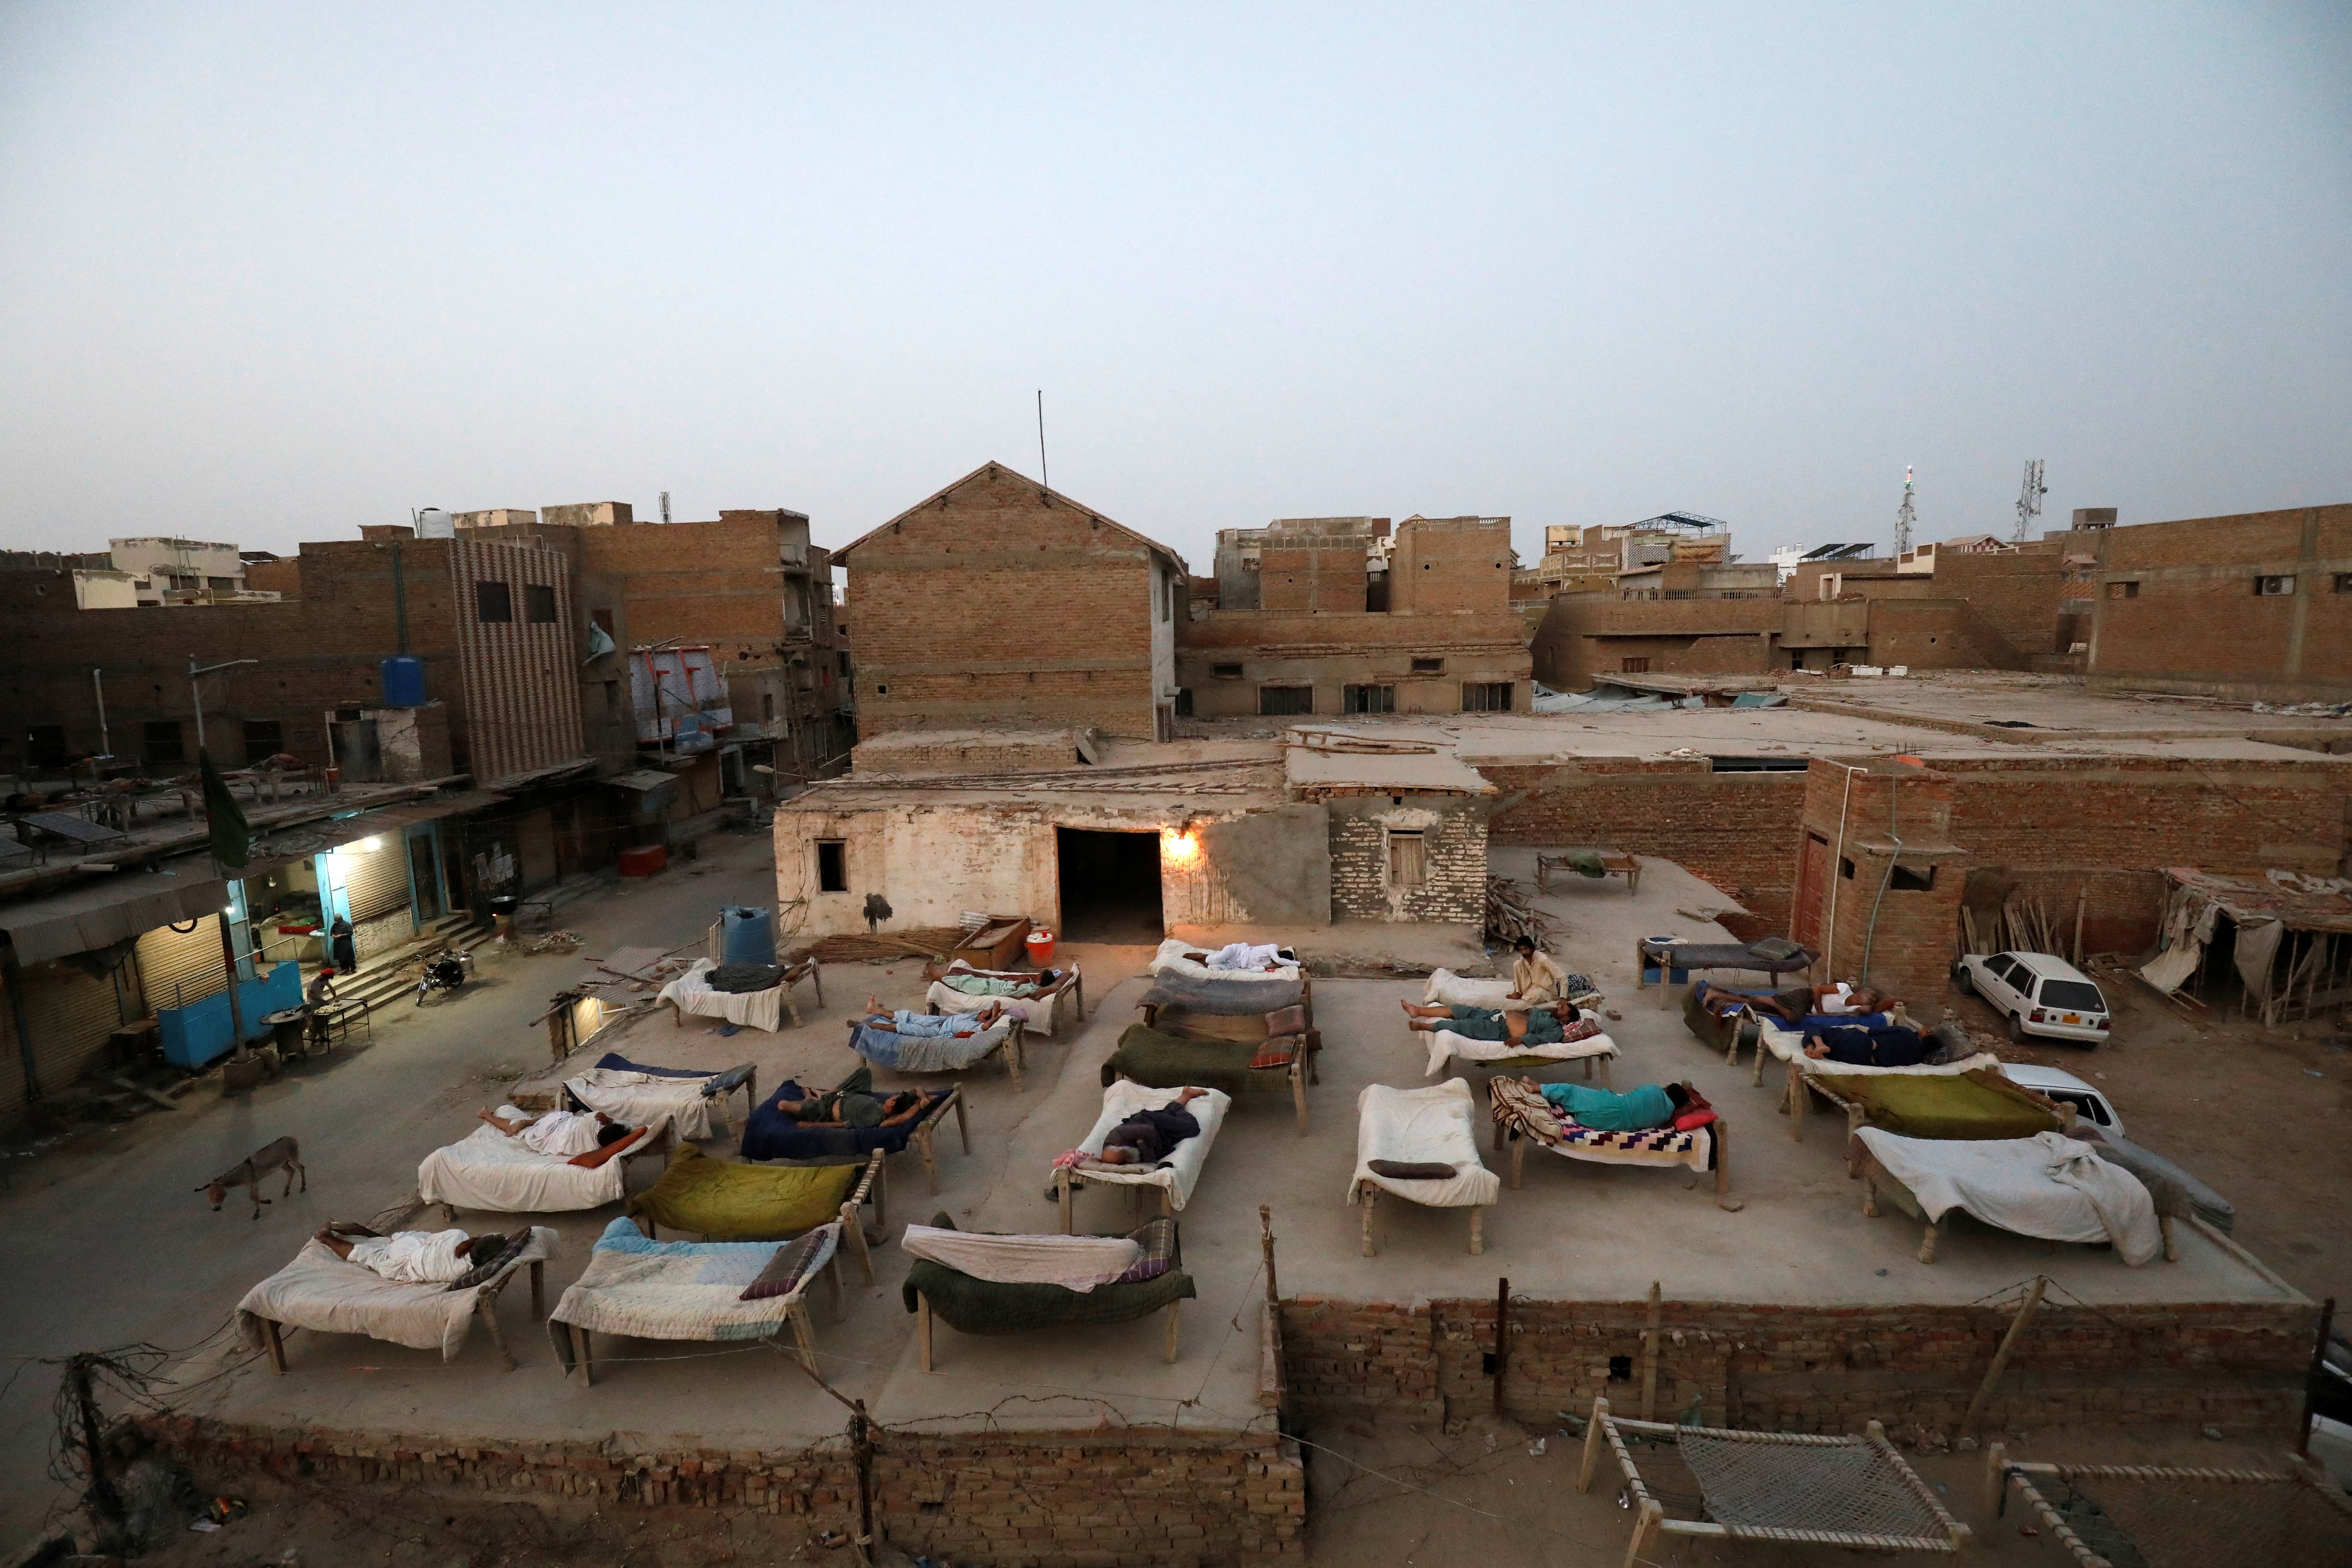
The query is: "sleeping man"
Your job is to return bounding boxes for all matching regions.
[1802,1023,1931,1067]
[1397,997,1584,1049]
[1693,979,1879,1023]
[1095,1086,1211,1166]
[313,1222,507,1284]
[1517,1078,1697,1132]
[769,1066,931,1131]
[476,1104,638,1157]
[857,996,1013,1033]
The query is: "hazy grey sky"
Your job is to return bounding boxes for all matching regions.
[3,4,2347,571]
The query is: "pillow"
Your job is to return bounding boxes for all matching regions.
[739,1228,832,1301]
[1561,1017,1605,1044]
[568,1125,652,1168]
[1369,1159,1458,1181]
[1263,1004,1309,1037]
[1749,936,1805,962]
[1112,1217,1179,1284]
[1248,1034,1301,1070]
[446,1231,529,1292]
[1672,1085,1718,1132]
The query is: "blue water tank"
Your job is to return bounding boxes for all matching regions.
[380,655,426,708]
[719,905,776,967]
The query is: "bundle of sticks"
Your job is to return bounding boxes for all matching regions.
[1960,887,2089,965]
[803,928,965,964]
[1484,875,1555,950]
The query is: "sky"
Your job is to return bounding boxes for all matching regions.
[2,4,2348,572]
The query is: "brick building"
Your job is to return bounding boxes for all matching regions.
[838,463,1188,742]
[2086,503,2352,703]
[1180,515,1531,718]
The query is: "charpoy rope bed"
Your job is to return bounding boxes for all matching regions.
[1985,1446,2352,1568]
[1577,1396,1970,1563]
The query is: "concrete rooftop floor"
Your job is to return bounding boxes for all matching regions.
[138,849,2296,1473]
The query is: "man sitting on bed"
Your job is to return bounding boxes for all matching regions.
[1517,1078,1691,1132]
[1803,1022,1931,1067]
[1397,997,1581,1047]
[1508,936,1571,1006]
[477,1103,639,1157]
[770,1065,932,1130]
[858,996,1012,1033]
[1095,1085,1211,1165]
[313,1222,507,1284]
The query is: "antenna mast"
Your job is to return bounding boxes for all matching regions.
[659,491,671,524]
[2013,459,2046,544]
[1036,390,1049,497]
[1893,466,1917,557]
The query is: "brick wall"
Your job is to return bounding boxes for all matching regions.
[1483,763,1809,928]
[2088,504,2352,703]
[1327,800,1485,922]
[850,732,1085,775]
[843,465,1178,739]
[1389,517,1514,613]
[1179,606,1532,718]
[1279,1294,2316,1436]
[1530,596,1780,689]
[136,1414,1304,1567]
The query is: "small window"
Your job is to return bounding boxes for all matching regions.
[1259,685,1314,717]
[206,576,237,591]
[1410,657,1444,675]
[2334,574,2352,594]
[815,840,848,893]
[524,584,557,623]
[242,719,283,763]
[1343,684,1395,715]
[1838,857,1855,880]
[1620,657,1650,673]
[144,720,185,765]
[1212,663,1244,680]
[1461,681,1514,713]
[1365,571,1390,612]
[1890,863,1936,892]
[1174,688,1194,717]
[476,580,513,621]
[875,683,888,695]
[2254,575,2296,596]
[2107,580,2139,600]
[591,607,616,636]
[1387,830,1426,888]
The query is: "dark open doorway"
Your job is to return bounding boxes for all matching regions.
[1056,828,1164,943]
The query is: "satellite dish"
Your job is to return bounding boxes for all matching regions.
[414,508,455,539]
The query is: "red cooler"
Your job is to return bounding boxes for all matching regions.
[1025,927,1056,967]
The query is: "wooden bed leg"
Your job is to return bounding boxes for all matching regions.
[1582,1055,1594,1083]
[1057,1171,1075,1235]
[1863,1175,1880,1217]
[443,1202,459,1225]
[1491,1103,1504,1155]
[2160,1213,2178,1262]
[1577,1396,1609,1491]
[1623,1498,1663,1568]
[530,1259,545,1321]
[480,1296,518,1372]
[916,1124,941,1196]
[1600,1054,1613,1089]
[811,963,824,1008]
[1006,1026,1023,1091]
[1788,1062,1805,1141]
[1469,1205,1484,1256]
[918,1292,933,1372]
[1292,1059,1307,1136]
[1919,1218,1940,1264]
[578,1327,595,1386]
[1161,1186,1175,1218]
[789,1302,820,1372]
[953,1088,970,1154]
[1510,1135,1526,1191]
[1165,1297,1181,1364]
[1359,1189,1376,1257]
[1844,1106,1865,1175]
[261,1317,287,1374]
[1753,1033,1769,1087]
[1983,1441,2008,1518]
[840,1206,875,1285]
[1712,1123,1742,1212]
[827,1251,846,1319]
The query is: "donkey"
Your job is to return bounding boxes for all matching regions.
[199,1136,306,1219]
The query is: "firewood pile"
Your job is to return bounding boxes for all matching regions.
[799,928,965,964]
[1484,876,1555,949]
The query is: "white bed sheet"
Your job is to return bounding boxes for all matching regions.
[1856,1128,2162,1265]
[1152,936,1301,984]
[564,1069,720,1141]
[236,1226,556,1360]
[660,959,786,1033]
[417,1117,665,1214]
[1757,1019,1999,1077]
[1350,1080,1499,1210]
[1427,1028,1617,1078]
[1065,1080,1232,1212]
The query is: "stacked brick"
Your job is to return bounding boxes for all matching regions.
[1327,808,1485,924]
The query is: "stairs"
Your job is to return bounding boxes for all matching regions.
[337,913,499,1014]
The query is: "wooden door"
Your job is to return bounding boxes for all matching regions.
[1794,831,1831,951]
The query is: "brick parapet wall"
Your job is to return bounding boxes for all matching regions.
[136,1414,1305,1567]
[1280,1294,2316,1436]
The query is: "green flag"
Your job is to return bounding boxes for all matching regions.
[199,749,250,870]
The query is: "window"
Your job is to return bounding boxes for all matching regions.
[1838,856,1856,880]
[1411,657,1445,675]
[1159,571,1171,622]
[1890,863,1936,891]
[1259,685,1314,716]
[1387,830,1426,888]
[816,840,848,893]
[1343,684,1394,715]
[1620,657,1651,673]
[476,580,513,621]
[24,725,67,769]
[206,576,238,591]
[144,720,185,765]
[524,584,557,623]
[2335,574,2352,594]
[1174,688,1194,717]
[2038,978,2106,1013]
[2107,580,2139,600]
[242,720,283,763]
[1212,663,1243,679]
[591,607,615,636]
[2254,575,2296,596]
[875,683,888,695]
[1461,681,1514,712]
[1365,571,1390,612]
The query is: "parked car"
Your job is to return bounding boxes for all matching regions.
[1996,1060,2125,1138]
[1951,950,2110,1045]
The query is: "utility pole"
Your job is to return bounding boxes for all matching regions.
[188,656,258,756]
[2013,459,2047,544]
[1893,466,1918,557]
[660,490,671,524]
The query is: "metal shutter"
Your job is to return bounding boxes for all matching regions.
[17,959,130,1100]
[342,840,412,923]
[137,916,228,1010]
[516,810,558,891]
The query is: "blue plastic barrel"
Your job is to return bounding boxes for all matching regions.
[379,655,427,708]
[720,905,776,967]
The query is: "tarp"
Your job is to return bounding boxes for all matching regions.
[2139,867,2352,1002]
[1531,682,1707,715]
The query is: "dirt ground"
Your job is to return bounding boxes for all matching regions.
[1942,963,2352,1309]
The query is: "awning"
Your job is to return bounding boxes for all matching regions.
[240,789,508,878]
[1,862,229,965]
[607,770,679,793]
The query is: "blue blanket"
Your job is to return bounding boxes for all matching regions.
[740,1080,952,1162]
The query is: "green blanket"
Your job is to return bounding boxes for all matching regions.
[902,1220,1196,1335]
[627,1144,859,1239]
[1815,1071,2058,1141]
[1101,1023,1294,1096]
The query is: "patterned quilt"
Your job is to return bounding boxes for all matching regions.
[549,1216,838,1343]
[1488,1078,1711,1174]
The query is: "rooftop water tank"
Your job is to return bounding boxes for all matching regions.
[719,905,776,967]
[380,655,426,708]
[415,508,455,539]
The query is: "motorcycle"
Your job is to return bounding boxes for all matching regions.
[414,950,472,1006]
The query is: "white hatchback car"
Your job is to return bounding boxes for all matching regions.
[1997,1061,2125,1139]
[1951,950,2111,1045]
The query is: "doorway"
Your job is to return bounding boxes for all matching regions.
[1055,828,1165,943]
[408,830,443,923]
